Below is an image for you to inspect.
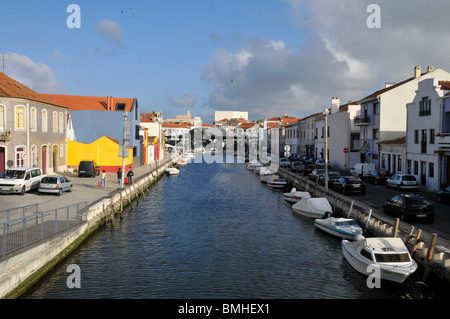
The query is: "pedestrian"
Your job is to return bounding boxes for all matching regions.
[101,170,107,189]
[117,167,122,189]
[127,166,134,184]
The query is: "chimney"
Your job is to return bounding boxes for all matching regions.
[331,96,340,114]
[110,97,114,111]
[414,66,421,78]
[427,65,435,73]
[107,96,111,110]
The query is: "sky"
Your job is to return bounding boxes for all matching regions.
[2,0,450,124]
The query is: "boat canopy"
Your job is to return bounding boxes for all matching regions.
[293,197,332,215]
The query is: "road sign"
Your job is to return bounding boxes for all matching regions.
[343,148,349,153]
[365,150,372,157]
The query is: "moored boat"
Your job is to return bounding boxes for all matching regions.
[282,188,311,203]
[292,197,332,219]
[166,167,180,175]
[342,236,418,286]
[314,214,363,240]
[267,178,287,189]
[260,174,279,183]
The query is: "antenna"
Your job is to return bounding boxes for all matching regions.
[2,53,4,73]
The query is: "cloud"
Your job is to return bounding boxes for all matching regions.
[3,52,63,93]
[166,93,197,107]
[202,0,450,120]
[96,19,124,46]
[49,50,66,62]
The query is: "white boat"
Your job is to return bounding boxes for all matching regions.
[177,159,187,166]
[292,197,332,219]
[342,236,418,286]
[184,151,195,158]
[267,178,287,189]
[166,167,180,175]
[260,174,279,183]
[282,188,311,203]
[246,162,262,172]
[314,214,363,240]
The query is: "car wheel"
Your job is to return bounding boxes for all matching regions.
[58,189,63,196]
[20,186,26,195]
[68,185,72,192]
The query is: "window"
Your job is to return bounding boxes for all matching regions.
[397,155,402,172]
[59,112,64,133]
[373,102,380,115]
[419,97,431,116]
[414,130,419,143]
[53,111,58,133]
[31,145,37,167]
[42,109,48,132]
[115,103,126,111]
[15,106,25,129]
[430,129,435,144]
[16,146,26,167]
[0,105,4,131]
[429,162,434,178]
[381,153,386,169]
[30,107,37,131]
[327,126,330,137]
[414,161,418,175]
[361,249,373,261]
[407,160,412,174]
[373,129,379,139]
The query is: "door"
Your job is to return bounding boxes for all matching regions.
[0,147,5,174]
[42,146,47,175]
[420,161,426,186]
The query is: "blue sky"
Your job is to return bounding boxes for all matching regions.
[2,0,450,123]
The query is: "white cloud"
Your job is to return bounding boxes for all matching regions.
[49,50,66,62]
[167,93,197,107]
[3,52,62,93]
[96,19,124,46]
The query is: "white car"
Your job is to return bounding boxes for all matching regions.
[386,174,418,190]
[38,176,72,196]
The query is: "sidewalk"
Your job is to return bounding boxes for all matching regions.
[0,158,174,215]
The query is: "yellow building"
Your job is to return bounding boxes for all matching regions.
[67,136,133,173]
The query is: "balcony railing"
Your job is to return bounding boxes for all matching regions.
[353,116,370,126]
[350,139,369,150]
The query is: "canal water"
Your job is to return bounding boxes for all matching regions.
[23,156,449,299]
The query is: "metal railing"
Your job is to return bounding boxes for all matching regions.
[0,202,87,257]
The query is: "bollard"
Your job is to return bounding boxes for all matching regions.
[410,229,422,257]
[393,218,399,238]
[422,233,438,283]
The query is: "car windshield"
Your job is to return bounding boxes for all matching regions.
[329,172,341,177]
[345,178,361,184]
[0,170,25,179]
[41,177,58,184]
[402,175,416,181]
[408,197,430,207]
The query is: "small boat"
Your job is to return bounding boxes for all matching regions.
[342,236,418,286]
[314,213,363,240]
[292,197,332,219]
[246,162,262,171]
[177,159,187,166]
[184,151,195,158]
[282,188,311,203]
[267,178,287,189]
[166,167,180,175]
[260,174,279,183]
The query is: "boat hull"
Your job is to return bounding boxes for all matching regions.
[260,174,279,183]
[314,220,360,240]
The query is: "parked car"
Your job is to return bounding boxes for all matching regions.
[290,161,305,173]
[383,193,434,222]
[279,157,290,167]
[349,163,376,179]
[309,169,326,181]
[319,171,342,187]
[38,176,72,196]
[366,170,391,185]
[302,164,318,176]
[386,174,418,190]
[78,161,100,177]
[437,186,450,204]
[0,167,42,195]
[315,159,326,168]
[333,176,366,195]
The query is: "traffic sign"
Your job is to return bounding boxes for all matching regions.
[343,148,349,153]
[365,150,372,157]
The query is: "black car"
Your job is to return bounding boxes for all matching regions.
[78,161,100,177]
[333,176,366,195]
[290,161,305,173]
[319,171,342,187]
[437,186,450,204]
[383,193,434,222]
[309,168,326,181]
[366,170,390,185]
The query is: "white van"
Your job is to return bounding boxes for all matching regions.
[349,163,376,178]
[0,167,42,195]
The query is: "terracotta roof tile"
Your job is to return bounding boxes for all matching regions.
[41,93,135,112]
[0,72,67,108]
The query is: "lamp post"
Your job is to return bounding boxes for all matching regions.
[323,109,329,192]
[121,111,129,189]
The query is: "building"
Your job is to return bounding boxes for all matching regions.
[42,94,141,167]
[214,111,248,123]
[164,110,202,127]
[284,121,300,155]
[140,112,164,163]
[378,136,406,175]
[406,78,450,191]
[354,66,450,168]
[298,112,321,157]
[0,72,68,174]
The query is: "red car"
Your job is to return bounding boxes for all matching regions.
[302,164,318,176]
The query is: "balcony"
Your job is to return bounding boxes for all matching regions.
[353,116,370,126]
[350,139,369,150]
[0,131,11,141]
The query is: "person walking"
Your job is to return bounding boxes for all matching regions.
[101,170,107,189]
[117,167,123,189]
[127,166,134,184]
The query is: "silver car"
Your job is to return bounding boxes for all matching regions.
[38,176,72,195]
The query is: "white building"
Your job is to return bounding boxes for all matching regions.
[378,137,406,175]
[284,121,300,154]
[355,66,450,169]
[406,77,450,192]
[298,112,321,157]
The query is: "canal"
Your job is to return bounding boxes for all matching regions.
[23,156,450,299]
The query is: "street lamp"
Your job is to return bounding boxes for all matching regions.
[121,111,129,189]
[323,109,329,192]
